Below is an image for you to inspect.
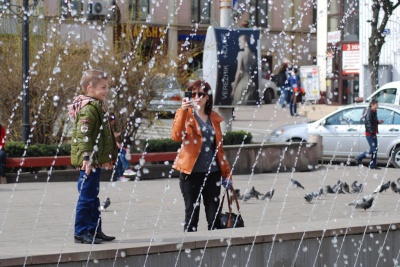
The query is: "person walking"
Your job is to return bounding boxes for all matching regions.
[355,99,383,169]
[0,123,6,184]
[276,61,290,108]
[287,68,301,116]
[68,69,118,244]
[172,79,233,232]
[109,113,135,182]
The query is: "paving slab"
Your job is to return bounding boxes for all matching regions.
[1,164,399,266]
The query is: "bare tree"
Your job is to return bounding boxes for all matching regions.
[368,0,400,91]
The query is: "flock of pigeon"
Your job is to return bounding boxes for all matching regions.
[234,178,400,212]
[100,178,400,213]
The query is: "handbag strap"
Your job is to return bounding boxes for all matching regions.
[220,186,242,215]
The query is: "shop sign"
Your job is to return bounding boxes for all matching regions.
[342,43,360,75]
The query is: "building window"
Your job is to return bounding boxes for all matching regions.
[130,0,150,21]
[191,0,210,24]
[60,0,82,17]
[249,0,268,27]
[342,1,359,41]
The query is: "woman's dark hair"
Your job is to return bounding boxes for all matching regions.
[279,62,288,73]
[188,79,213,115]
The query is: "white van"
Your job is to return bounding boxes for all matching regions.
[365,81,400,104]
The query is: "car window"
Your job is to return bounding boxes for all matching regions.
[378,108,397,124]
[325,108,364,125]
[393,111,400,124]
[375,88,396,104]
[154,77,181,90]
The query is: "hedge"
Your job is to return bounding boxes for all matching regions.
[5,131,253,157]
[5,142,71,157]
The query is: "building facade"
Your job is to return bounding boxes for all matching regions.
[0,0,317,78]
[317,0,400,105]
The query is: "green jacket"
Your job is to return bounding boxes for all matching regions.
[70,100,117,167]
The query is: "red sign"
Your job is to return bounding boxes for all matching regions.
[342,43,360,75]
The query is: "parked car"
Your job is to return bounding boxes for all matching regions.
[188,68,203,84]
[259,77,278,104]
[148,75,183,115]
[355,81,400,104]
[267,103,400,168]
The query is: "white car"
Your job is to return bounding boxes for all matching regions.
[366,81,400,104]
[148,76,183,115]
[267,103,400,168]
[259,78,278,104]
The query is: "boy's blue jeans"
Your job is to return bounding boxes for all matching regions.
[75,168,102,236]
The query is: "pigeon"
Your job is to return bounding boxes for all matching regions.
[234,189,241,198]
[250,186,263,197]
[325,185,335,194]
[238,193,255,202]
[261,189,275,200]
[391,182,400,194]
[313,188,324,197]
[238,188,259,202]
[342,182,350,194]
[304,193,314,203]
[355,197,374,210]
[397,177,400,185]
[290,178,305,189]
[101,197,111,211]
[373,181,391,194]
[351,180,364,193]
[304,188,323,203]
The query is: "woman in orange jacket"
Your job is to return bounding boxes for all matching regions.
[171,79,232,232]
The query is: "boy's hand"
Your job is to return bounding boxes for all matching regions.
[82,160,92,175]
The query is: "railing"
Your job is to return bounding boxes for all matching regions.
[5,152,178,168]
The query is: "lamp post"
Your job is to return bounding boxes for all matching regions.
[3,0,40,142]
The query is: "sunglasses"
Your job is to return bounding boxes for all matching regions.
[192,92,207,98]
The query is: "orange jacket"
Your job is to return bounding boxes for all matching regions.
[171,108,232,178]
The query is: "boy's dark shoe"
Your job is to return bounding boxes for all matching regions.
[74,233,102,244]
[95,231,115,241]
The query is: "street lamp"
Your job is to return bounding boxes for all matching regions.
[2,0,41,142]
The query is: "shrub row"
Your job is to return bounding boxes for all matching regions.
[5,131,253,157]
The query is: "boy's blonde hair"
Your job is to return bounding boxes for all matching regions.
[80,69,109,92]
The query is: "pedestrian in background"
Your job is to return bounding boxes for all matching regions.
[0,123,6,184]
[276,61,290,108]
[68,69,118,244]
[355,99,383,169]
[171,79,233,232]
[109,113,135,182]
[287,68,301,116]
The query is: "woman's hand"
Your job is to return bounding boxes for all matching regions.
[181,98,192,110]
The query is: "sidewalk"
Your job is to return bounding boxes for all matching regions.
[1,164,399,266]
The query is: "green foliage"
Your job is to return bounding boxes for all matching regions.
[141,131,252,153]
[5,142,71,157]
[223,131,253,146]
[145,139,181,153]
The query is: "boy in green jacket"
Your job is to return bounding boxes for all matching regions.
[68,69,117,244]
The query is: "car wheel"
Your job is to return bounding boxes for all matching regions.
[391,146,400,168]
[288,138,303,143]
[263,88,273,104]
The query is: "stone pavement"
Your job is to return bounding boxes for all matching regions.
[1,163,400,266]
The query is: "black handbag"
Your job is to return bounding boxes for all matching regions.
[219,187,244,228]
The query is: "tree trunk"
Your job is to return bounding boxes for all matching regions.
[368,1,399,92]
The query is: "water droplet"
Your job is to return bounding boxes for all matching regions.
[52,66,61,74]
